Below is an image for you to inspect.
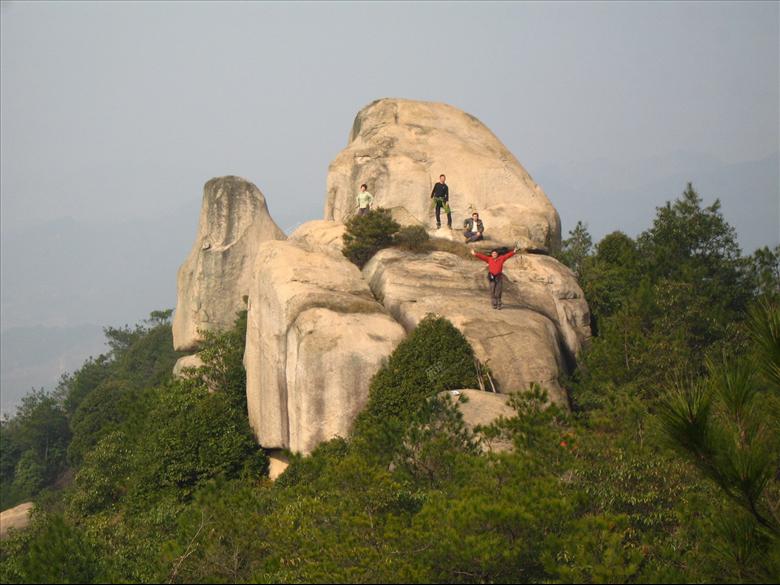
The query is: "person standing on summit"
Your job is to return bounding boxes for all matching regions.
[430,174,452,229]
[356,183,374,216]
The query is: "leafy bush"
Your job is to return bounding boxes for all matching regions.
[193,310,248,411]
[3,514,103,584]
[126,312,265,503]
[362,315,477,424]
[69,431,132,515]
[131,379,267,501]
[63,310,265,516]
[342,208,400,268]
[12,450,47,497]
[394,225,430,252]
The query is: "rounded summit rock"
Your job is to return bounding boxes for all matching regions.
[325,98,561,251]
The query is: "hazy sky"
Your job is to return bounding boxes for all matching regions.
[1,1,778,373]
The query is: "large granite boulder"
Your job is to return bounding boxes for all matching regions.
[363,248,585,406]
[172,354,205,379]
[289,219,346,257]
[173,176,286,352]
[325,98,561,251]
[504,254,591,364]
[244,238,406,454]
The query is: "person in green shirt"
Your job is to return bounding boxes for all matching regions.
[356,184,374,216]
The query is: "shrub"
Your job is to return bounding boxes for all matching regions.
[12,450,46,497]
[394,225,430,252]
[69,431,132,515]
[363,315,478,424]
[16,514,102,583]
[342,208,400,268]
[195,311,248,410]
[130,379,266,502]
[128,312,266,501]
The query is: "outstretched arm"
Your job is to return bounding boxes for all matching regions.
[471,250,490,263]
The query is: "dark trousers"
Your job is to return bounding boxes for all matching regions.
[435,201,452,227]
[489,274,503,308]
[464,230,483,242]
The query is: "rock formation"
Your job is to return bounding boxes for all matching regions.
[172,354,204,378]
[172,99,591,460]
[288,219,346,257]
[173,176,286,352]
[503,254,591,364]
[243,234,406,453]
[326,98,561,251]
[363,248,571,405]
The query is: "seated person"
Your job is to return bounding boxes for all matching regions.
[463,212,484,242]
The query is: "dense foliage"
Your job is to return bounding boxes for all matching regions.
[1,182,778,583]
[363,315,478,422]
[342,207,401,267]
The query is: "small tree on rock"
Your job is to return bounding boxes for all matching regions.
[342,208,400,268]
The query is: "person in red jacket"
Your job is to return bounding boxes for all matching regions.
[471,245,519,309]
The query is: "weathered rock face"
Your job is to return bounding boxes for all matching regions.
[244,238,406,454]
[173,176,286,351]
[170,101,592,458]
[440,390,516,452]
[172,354,204,378]
[326,98,561,251]
[289,219,346,257]
[363,248,586,406]
[267,450,290,481]
[504,254,591,364]
[0,502,33,540]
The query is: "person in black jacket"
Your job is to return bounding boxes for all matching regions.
[430,174,452,229]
